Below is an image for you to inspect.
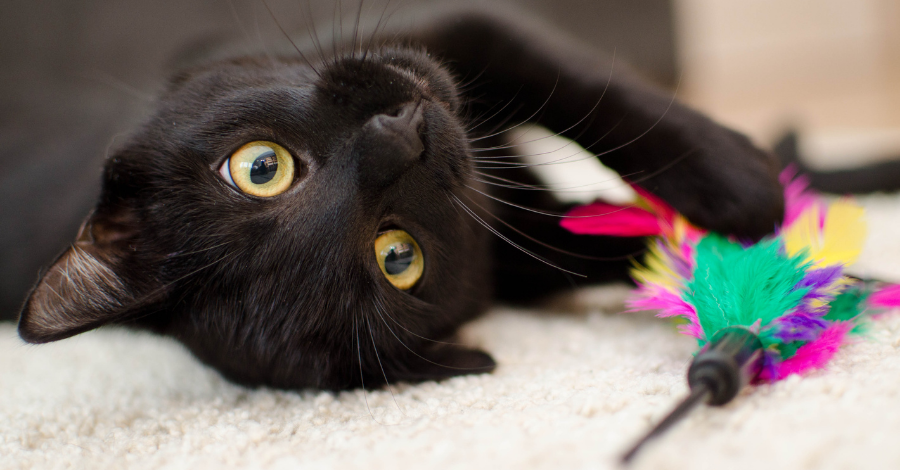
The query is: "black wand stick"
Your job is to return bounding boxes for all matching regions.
[621,327,764,465]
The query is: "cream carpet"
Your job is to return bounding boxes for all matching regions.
[2,193,900,470]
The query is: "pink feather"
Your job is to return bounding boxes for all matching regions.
[868,284,900,309]
[780,166,825,228]
[630,185,678,226]
[760,322,852,381]
[560,202,663,237]
[626,287,704,340]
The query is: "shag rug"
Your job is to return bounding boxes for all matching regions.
[3,193,900,470]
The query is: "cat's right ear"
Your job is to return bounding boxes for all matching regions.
[18,203,163,343]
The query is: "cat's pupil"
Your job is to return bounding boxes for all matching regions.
[384,243,415,275]
[249,150,278,184]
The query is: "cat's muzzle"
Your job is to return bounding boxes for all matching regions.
[353,101,426,189]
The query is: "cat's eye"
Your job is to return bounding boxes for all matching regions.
[374,230,424,290]
[219,141,295,197]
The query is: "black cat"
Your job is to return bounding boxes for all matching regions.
[13,7,783,390]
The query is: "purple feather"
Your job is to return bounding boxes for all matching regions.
[794,266,846,317]
[795,266,843,295]
[771,312,829,342]
[757,349,783,383]
[657,241,693,278]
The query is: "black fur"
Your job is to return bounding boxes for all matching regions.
[775,131,900,194]
[13,8,783,390]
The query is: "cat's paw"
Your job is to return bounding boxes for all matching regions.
[391,343,496,382]
[644,127,784,240]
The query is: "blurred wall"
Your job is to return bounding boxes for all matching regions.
[0,0,675,113]
[673,0,900,166]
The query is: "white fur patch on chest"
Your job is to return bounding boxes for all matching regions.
[506,125,636,205]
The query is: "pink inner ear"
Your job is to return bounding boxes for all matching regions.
[561,201,662,237]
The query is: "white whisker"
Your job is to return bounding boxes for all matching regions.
[449,193,584,277]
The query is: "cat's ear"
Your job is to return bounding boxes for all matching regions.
[18,203,161,343]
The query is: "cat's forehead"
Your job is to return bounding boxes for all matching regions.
[131,46,463,170]
[163,47,457,112]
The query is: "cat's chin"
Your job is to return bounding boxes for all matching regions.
[177,327,497,391]
[391,344,498,383]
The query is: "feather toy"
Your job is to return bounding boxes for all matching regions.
[560,168,900,462]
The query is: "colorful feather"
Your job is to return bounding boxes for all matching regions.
[562,168,900,382]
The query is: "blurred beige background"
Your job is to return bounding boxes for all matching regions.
[673,0,900,168]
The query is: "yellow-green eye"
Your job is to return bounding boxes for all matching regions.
[220,141,295,197]
[374,230,424,290]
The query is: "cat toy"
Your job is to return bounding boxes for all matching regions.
[560,168,900,463]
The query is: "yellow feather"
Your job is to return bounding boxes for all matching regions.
[631,243,682,288]
[783,205,819,260]
[821,200,867,266]
[783,199,866,268]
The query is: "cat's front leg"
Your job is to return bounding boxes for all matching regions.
[412,8,784,240]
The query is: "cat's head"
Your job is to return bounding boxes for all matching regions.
[18,47,496,389]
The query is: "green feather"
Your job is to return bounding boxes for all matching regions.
[777,340,804,360]
[824,284,868,322]
[685,235,811,346]
[824,283,873,335]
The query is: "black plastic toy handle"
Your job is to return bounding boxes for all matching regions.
[621,326,764,464]
[689,327,764,404]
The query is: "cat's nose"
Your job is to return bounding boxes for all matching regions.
[354,101,425,189]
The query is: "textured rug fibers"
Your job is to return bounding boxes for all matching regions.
[3,193,900,470]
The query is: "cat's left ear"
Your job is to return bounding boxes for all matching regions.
[18,203,163,343]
